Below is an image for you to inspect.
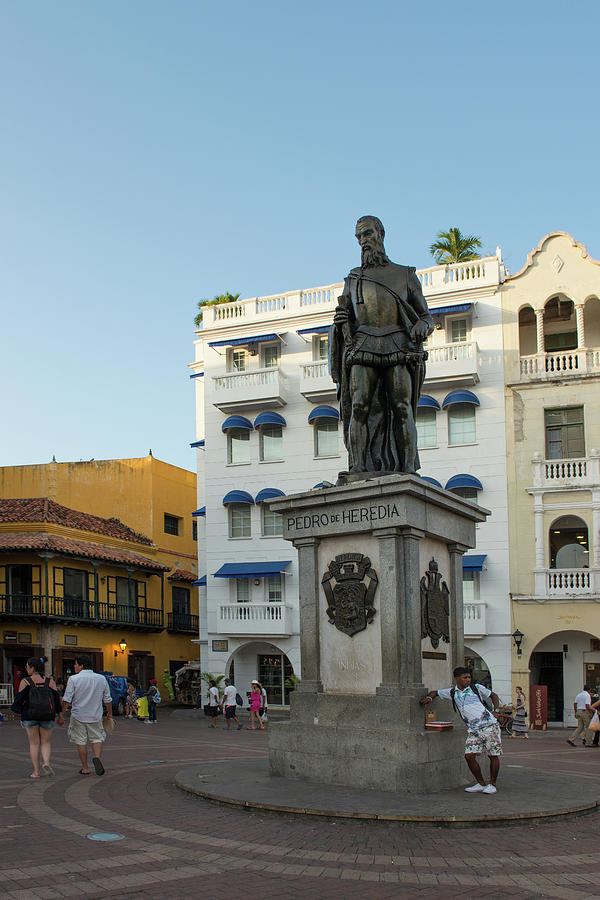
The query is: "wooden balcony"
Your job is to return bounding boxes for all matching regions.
[0,594,164,631]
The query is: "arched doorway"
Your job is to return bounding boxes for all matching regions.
[225,640,297,706]
[464,647,492,689]
[529,630,600,725]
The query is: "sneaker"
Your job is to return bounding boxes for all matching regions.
[566,739,576,746]
[237,724,243,730]
[482,784,497,794]
[464,783,486,792]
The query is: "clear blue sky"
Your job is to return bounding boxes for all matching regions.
[1,1,598,473]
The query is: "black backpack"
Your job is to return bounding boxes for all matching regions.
[26,676,56,721]
[236,693,244,707]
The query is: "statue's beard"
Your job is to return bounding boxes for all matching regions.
[361,244,389,268]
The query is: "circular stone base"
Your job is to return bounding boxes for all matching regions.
[176,759,599,827]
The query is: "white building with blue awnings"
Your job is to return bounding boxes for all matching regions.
[190,251,513,703]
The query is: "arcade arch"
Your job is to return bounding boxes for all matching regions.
[224,640,298,706]
[528,629,600,725]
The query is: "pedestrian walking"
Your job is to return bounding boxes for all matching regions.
[511,685,528,739]
[246,681,265,730]
[567,685,593,747]
[10,656,64,778]
[126,679,138,718]
[207,679,220,728]
[420,666,503,794]
[258,681,268,723]
[221,678,243,731]
[145,679,161,724]
[61,654,113,776]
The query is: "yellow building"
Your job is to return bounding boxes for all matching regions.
[503,232,600,725]
[0,455,200,699]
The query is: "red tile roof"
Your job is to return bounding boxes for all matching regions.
[167,568,197,583]
[0,498,152,545]
[0,533,168,573]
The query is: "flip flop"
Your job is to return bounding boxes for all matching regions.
[29,773,41,779]
[92,758,105,776]
[79,769,90,776]
[42,763,55,776]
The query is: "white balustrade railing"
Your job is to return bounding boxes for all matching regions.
[220,603,284,623]
[218,603,291,634]
[547,569,591,594]
[301,361,329,379]
[213,367,282,392]
[426,341,477,365]
[531,454,600,490]
[255,296,287,314]
[300,287,336,307]
[520,348,600,379]
[463,602,487,636]
[198,256,503,331]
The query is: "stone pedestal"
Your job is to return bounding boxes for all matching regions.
[267,474,489,794]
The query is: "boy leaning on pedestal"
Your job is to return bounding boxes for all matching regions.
[420,666,503,794]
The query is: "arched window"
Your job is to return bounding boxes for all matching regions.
[543,296,577,352]
[518,305,536,356]
[584,296,600,348]
[550,515,589,568]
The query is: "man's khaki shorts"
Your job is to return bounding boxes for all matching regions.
[68,717,106,745]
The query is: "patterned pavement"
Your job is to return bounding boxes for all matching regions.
[1,712,600,899]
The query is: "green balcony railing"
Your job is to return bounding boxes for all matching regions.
[0,594,163,629]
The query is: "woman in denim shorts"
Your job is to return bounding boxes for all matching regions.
[12,657,64,778]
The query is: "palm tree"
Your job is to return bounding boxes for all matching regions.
[194,292,240,327]
[429,227,482,265]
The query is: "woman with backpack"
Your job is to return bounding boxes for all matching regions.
[11,657,64,778]
[145,678,161,724]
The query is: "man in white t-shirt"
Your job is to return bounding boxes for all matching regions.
[62,655,112,776]
[567,685,593,747]
[420,666,502,794]
[207,679,220,729]
[221,678,243,731]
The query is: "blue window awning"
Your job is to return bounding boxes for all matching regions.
[430,303,473,317]
[192,575,207,586]
[442,389,480,409]
[190,439,205,448]
[189,371,204,379]
[221,415,253,432]
[420,476,442,488]
[254,411,287,428]
[222,490,254,505]
[313,481,334,489]
[255,488,285,503]
[297,325,331,336]
[209,333,278,348]
[192,507,206,517]
[418,395,441,410]
[446,474,483,491]
[213,561,292,578]
[308,405,339,423]
[462,555,487,572]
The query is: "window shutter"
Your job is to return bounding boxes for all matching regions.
[146,655,155,681]
[53,567,64,599]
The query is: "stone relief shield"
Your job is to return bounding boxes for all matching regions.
[420,557,450,649]
[321,552,378,637]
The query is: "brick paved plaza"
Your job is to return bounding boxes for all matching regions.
[1,711,600,900]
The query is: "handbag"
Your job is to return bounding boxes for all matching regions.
[589,711,600,732]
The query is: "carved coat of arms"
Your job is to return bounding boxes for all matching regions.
[420,558,450,648]
[321,553,378,637]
